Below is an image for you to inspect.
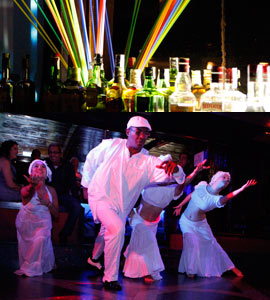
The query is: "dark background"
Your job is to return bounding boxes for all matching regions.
[112,0,270,91]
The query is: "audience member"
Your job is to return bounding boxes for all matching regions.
[0,140,22,201]
[30,149,41,161]
[45,143,82,246]
[70,157,83,201]
[15,159,58,277]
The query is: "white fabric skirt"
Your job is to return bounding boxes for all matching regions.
[123,210,164,280]
[15,206,55,277]
[179,213,235,277]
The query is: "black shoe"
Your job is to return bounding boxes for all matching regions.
[103,280,122,291]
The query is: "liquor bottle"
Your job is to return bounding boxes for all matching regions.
[0,53,13,112]
[168,58,196,112]
[106,66,126,112]
[135,67,165,112]
[246,64,266,112]
[122,68,142,112]
[191,70,206,111]
[126,57,136,86]
[156,68,170,112]
[223,68,247,112]
[13,54,36,112]
[61,65,84,112]
[169,57,179,93]
[203,69,212,91]
[200,66,224,112]
[256,63,269,111]
[84,53,106,111]
[42,53,63,112]
[108,54,126,88]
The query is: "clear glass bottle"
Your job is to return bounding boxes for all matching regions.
[135,67,165,112]
[156,68,170,112]
[246,64,265,112]
[169,57,179,93]
[0,52,13,112]
[106,66,126,112]
[223,68,247,112]
[84,53,106,111]
[200,66,225,112]
[13,54,36,112]
[122,68,142,112]
[191,70,206,111]
[62,66,84,112]
[169,58,196,112]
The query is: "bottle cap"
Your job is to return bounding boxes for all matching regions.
[179,57,190,72]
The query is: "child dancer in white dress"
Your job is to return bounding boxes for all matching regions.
[15,159,58,277]
[174,171,257,278]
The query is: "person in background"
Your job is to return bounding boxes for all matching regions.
[81,116,186,291]
[123,156,208,282]
[0,140,22,201]
[15,159,58,277]
[70,157,83,201]
[30,149,41,161]
[45,143,82,246]
[174,171,257,278]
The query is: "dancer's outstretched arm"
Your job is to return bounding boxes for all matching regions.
[219,179,257,206]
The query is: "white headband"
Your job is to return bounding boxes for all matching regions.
[28,159,52,182]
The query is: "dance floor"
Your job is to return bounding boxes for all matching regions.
[0,240,270,300]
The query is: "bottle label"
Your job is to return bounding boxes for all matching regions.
[153,95,165,112]
[170,104,195,112]
[0,85,12,106]
[106,86,122,112]
[136,96,150,112]
[85,87,98,107]
[61,93,82,112]
[42,93,61,112]
[0,89,10,104]
[201,102,222,111]
[106,97,122,112]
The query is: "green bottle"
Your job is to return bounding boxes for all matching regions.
[156,68,171,112]
[84,53,106,111]
[135,67,165,112]
[169,57,179,93]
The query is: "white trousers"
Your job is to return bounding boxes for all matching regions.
[91,201,126,282]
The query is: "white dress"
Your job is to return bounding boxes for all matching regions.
[123,183,181,280]
[15,187,55,277]
[179,181,235,277]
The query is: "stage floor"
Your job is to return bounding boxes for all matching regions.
[1,242,270,300]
